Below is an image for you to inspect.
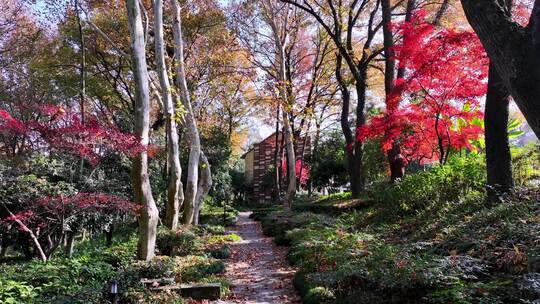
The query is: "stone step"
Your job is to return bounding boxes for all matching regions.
[150,283,221,300]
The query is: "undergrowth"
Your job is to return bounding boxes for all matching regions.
[257,154,540,304]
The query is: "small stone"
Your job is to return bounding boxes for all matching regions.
[180,283,221,300]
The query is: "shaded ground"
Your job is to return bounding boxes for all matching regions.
[221,211,300,304]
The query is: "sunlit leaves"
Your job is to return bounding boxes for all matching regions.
[358,12,489,164]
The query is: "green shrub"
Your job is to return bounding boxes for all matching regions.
[0,257,116,303]
[209,245,231,259]
[156,228,198,256]
[249,207,282,221]
[512,144,540,186]
[130,256,176,279]
[115,256,179,303]
[101,240,137,269]
[198,202,239,226]
[196,225,226,235]
[0,278,39,303]
[178,256,225,282]
[369,154,485,216]
[304,287,335,304]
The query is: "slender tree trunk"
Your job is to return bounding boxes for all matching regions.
[170,0,202,225]
[64,231,76,258]
[381,0,395,96]
[352,68,367,194]
[0,242,7,259]
[274,104,281,200]
[106,227,114,247]
[297,120,311,190]
[126,0,159,261]
[382,0,406,182]
[277,44,296,207]
[75,0,86,125]
[397,0,416,80]
[282,112,296,206]
[5,208,47,262]
[75,0,87,178]
[336,54,360,197]
[309,118,322,196]
[153,0,184,230]
[433,0,450,25]
[193,153,212,225]
[264,1,296,207]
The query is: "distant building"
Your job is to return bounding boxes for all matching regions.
[242,132,310,204]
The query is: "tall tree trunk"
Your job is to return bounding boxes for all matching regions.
[309,116,322,196]
[433,0,450,25]
[460,0,540,139]
[278,45,296,207]
[75,0,86,125]
[352,68,367,195]
[485,0,515,197]
[485,64,514,196]
[265,1,296,207]
[106,226,114,247]
[153,0,184,230]
[297,120,311,190]
[170,0,202,225]
[336,54,361,197]
[282,112,296,206]
[274,104,281,200]
[75,0,86,178]
[126,0,159,261]
[382,0,405,182]
[397,0,416,79]
[64,231,76,258]
[193,153,212,225]
[0,242,7,259]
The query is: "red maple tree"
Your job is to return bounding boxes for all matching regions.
[358,13,489,165]
[0,103,149,164]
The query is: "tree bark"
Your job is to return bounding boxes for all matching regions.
[335,53,361,197]
[5,208,47,262]
[397,0,416,80]
[126,0,159,261]
[485,63,514,195]
[264,0,296,207]
[460,0,540,139]
[274,104,281,200]
[106,226,114,247]
[282,109,296,206]
[0,242,7,259]
[193,153,212,225]
[433,0,450,26]
[64,231,75,258]
[382,0,406,182]
[75,0,86,125]
[170,0,202,225]
[153,0,184,230]
[279,39,296,206]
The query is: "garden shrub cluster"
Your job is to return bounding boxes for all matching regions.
[1,204,240,304]
[198,202,239,226]
[257,154,540,304]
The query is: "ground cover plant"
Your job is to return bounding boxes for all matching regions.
[256,153,540,304]
[0,204,240,304]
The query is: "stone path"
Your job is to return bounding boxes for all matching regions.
[221,211,300,304]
